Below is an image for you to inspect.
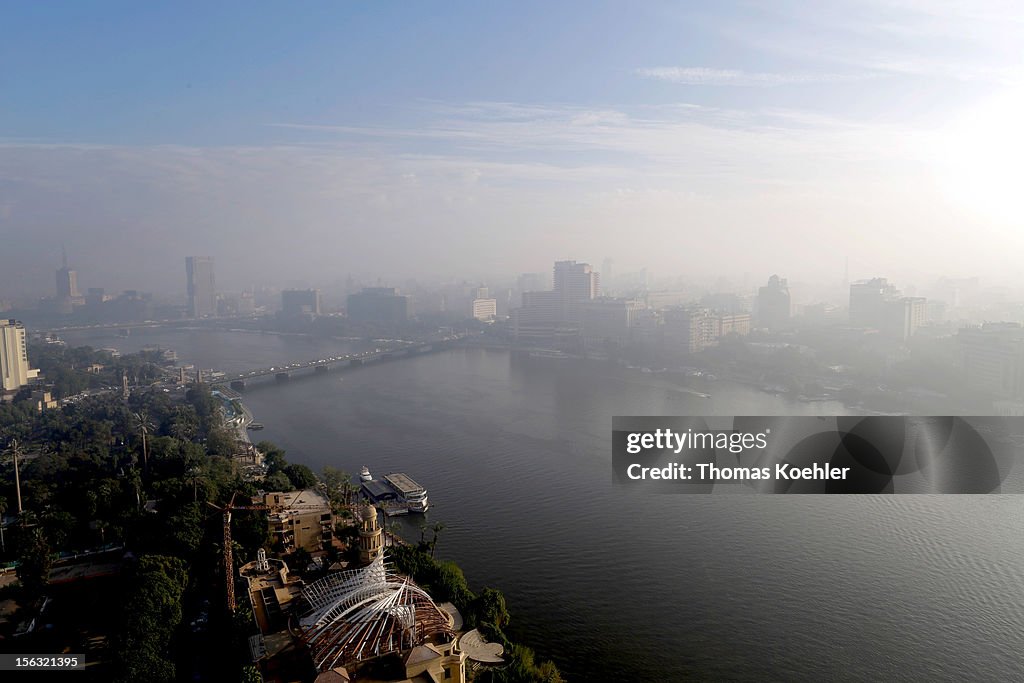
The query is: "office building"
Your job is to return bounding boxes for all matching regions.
[347,287,409,325]
[55,263,79,300]
[510,260,601,343]
[849,278,899,328]
[757,275,791,330]
[849,278,927,341]
[264,489,334,554]
[553,260,599,322]
[958,323,1024,400]
[582,298,644,349]
[1,320,40,392]
[716,312,752,337]
[470,297,497,321]
[663,307,712,354]
[281,289,322,317]
[662,308,749,354]
[511,290,560,342]
[186,256,216,318]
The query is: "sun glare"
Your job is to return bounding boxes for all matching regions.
[934,88,1024,227]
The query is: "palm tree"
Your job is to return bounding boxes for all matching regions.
[132,411,153,471]
[3,439,24,515]
[429,522,445,559]
[185,466,204,502]
[0,495,7,553]
[389,521,402,548]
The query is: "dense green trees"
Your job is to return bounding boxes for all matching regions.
[284,463,318,490]
[15,526,52,604]
[112,555,189,683]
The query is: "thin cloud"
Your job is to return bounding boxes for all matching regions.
[636,67,875,87]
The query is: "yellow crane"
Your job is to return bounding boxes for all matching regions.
[208,493,269,612]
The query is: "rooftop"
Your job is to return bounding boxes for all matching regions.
[382,473,425,495]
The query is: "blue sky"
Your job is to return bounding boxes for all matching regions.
[2,1,1023,295]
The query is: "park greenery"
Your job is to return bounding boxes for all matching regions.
[0,344,304,681]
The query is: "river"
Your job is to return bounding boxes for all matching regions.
[60,328,1024,681]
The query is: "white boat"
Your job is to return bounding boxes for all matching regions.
[383,473,429,513]
[359,465,372,482]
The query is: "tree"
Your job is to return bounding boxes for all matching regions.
[322,466,351,507]
[113,555,188,683]
[263,471,293,493]
[291,547,313,571]
[257,441,287,475]
[16,526,52,604]
[132,410,153,471]
[473,587,510,631]
[168,403,198,437]
[0,495,6,553]
[205,427,236,458]
[429,522,445,559]
[284,463,317,490]
[434,560,473,608]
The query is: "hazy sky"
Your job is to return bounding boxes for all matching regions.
[2,1,1023,297]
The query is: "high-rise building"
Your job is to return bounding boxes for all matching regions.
[602,258,614,293]
[347,287,409,325]
[55,248,80,300]
[662,308,749,354]
[511,290,560,342]
[1,320,40,392]
[281,289,322,317]
[186,256,216,318]
[663,307,711,354]
[849,278,926,341]
[581,298,643,349]
[849,278,898,328]
[553,260,599,322]
[757,275,791,330]
[716,312,752,337]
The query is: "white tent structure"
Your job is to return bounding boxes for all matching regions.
[298,554,455,672]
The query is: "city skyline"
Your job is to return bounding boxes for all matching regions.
[3,2,1024,294]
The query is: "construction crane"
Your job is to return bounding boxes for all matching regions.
[208,493,269,612]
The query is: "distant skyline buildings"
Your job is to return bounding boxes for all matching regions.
[757,275,792,331]
[281,288,322,317]
[186,256,216,318]
[849,277,927,341]
[347,287,409,326]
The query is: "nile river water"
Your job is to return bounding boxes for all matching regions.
[62,328,1024,681]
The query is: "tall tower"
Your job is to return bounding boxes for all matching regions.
[56,246,80,300]
[358,503,383,564]
[186,256,216,318]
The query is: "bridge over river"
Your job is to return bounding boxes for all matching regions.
[209,334,470,391]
